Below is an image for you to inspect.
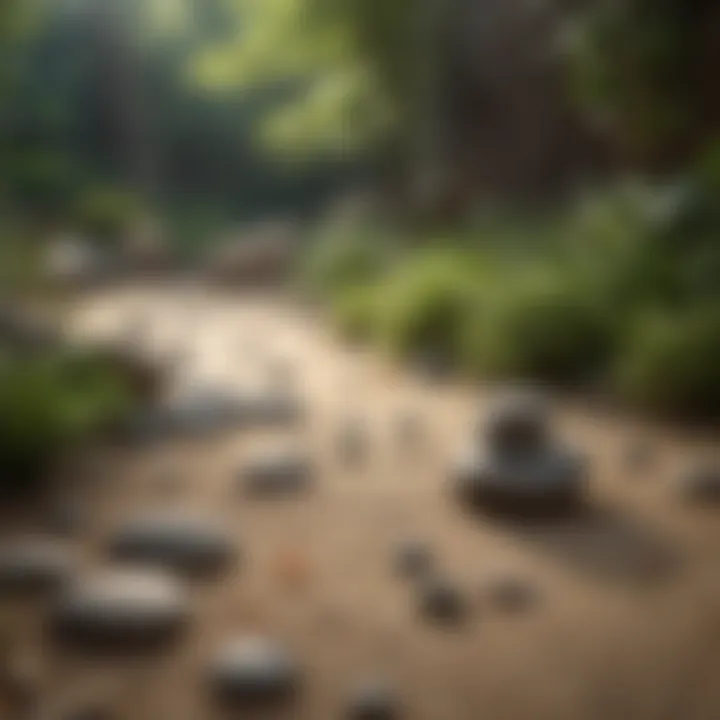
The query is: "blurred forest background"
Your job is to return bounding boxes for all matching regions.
[1,0,720,491]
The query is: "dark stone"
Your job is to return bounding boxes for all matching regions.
[346,679,398,720]
[418,578,466,625]
[0,540,72,596]
[168,388,246,436]
[107,514,235,575]
[51,569,189,650]
[240,449,314,498]
[452,445,586,516]
[679,461,720,504]
[394,541,433,580]
[45,503,84,537]
[208,636,298,706]
[482,390,550,456]
[482,575,538,612]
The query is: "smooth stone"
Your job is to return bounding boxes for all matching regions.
[208,636,298,706]
[346,678,398,720]
[678,461,720,503]
[240,449,314,498]
[481,390,550,456]
[481,575,538,612]
[45,503,85,537]
[452,445,586,514]
[0,540,72,595]
[418,578,466,625]
[51,569,189,648]
[394,541,433,580]
[108,514,235,575]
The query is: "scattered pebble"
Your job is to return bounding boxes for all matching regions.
[346,678,399,720]
[417,577,467,626]
[393,540,434,580]
[208,636,298,706]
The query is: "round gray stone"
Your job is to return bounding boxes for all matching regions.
[346,678,398,720]
[481,390,550,456]
[208,636,298,706]
[107,514,235,575]
[51,569,189,648]
[417,577,466,626]
[393,540,433,580]
[452,444,586,514]
[0,540,72,595]
[240,449,314,498]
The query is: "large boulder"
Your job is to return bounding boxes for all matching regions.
[451,390,587,515]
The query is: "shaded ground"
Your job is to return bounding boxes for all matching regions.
[3,281,720,719]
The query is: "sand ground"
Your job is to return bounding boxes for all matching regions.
[2,281,720,720]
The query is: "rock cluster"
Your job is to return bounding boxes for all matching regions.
[452,390,587,515]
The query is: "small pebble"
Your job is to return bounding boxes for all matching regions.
[346,678,399,720]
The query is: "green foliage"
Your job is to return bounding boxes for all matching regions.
[376,251,483,362]
[72,187,144,243]
[467,270,615,385]
[0,349,136,493]
[302,222,392,296]
[615,306,720,420]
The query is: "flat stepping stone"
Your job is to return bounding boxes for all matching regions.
[0,540,72,595]
[51,569,189,650]
[417,577,466,626]
[395,412,424,449]
[239,449,314,498]
[622,438,655,474]
[452,445,586,515]
[678,461,720,504]
[346,678,399,720]
[208,636,299,706]
[167,389,246,436]
[393,540,434,580]
[107,514,235,575]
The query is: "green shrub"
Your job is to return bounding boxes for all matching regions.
[378,251,486,363]
[0,350,136,494]
[466,269,616,385]
[301,221,395,297]
[614,306,720,420]
[72,187,143,244]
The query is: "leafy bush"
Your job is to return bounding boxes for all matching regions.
[0,350,136,494]
[301,220,395,297]
[376,251,486,364]
[465,269,615,385]
[614,306,720,420]
[72,187,144,244]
